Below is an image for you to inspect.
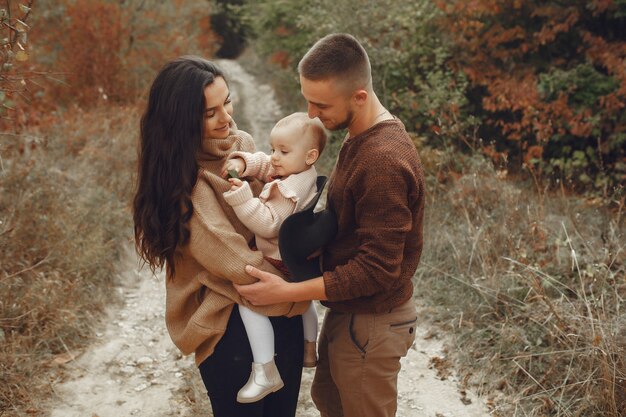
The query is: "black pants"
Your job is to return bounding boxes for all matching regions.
[198,305,304,417]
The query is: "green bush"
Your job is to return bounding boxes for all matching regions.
[239,0,474,146]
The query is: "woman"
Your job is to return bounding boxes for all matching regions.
[133,56,308,417]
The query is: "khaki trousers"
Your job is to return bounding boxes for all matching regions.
[311,299,417,417]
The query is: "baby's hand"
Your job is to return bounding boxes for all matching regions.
[221,158,246,178]
[228,177,245,191]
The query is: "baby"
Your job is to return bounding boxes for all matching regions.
[222,112,327,403]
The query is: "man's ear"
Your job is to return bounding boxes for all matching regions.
[306,148,319,166]
[352,89,368,106]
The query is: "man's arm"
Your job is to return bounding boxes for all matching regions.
[234,266,327,305]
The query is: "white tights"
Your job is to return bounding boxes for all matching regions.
[239,302,318,364]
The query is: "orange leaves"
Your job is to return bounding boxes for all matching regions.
[588,0,615,15]
[274,25,292,37]
[443,1,623,139]
[57,0,127,106]
[269,50,291,68]
[450,0,502,17]
[582,31,626,80]
[534,9,579,46]
[484,74,540,112]
[524,145,543,165]
[484,25,526,50]
[569,111,594,138]
[599,93,625,112]
[482,143,509,166]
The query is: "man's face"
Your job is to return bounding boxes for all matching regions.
[300,75,353,131]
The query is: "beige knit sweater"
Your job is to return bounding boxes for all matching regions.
[165,129,309,366]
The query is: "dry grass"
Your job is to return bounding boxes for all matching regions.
[0,104,137,415]
[415,142,626,416]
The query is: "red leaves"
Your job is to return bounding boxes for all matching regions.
[439,0,626,191]
[57,0,126,106]
[442,0,626,142]
[269,50,291,68]
[534,9,579,46]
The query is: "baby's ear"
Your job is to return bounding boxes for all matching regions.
[306,149,319,166]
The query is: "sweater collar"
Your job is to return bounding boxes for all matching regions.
[197,129,241,162]
[264,166,318,211]
[344,118,403,144]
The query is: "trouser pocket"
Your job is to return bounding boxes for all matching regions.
[348,313,371,355]
[388,316,417,353]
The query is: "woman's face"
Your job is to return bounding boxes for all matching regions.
[203,76,233,139]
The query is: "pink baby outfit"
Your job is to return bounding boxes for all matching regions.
[223,151,318,261]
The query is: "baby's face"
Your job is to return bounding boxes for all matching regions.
[269,125,314,177]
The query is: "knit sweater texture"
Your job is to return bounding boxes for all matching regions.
[223,151,318,260]
[165,129,309,366]
[321,119,425,313]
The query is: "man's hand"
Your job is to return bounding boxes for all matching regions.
[235,266,327,305]
[221,157,246,178]
[227,177,245,191]
[234,266,293,305]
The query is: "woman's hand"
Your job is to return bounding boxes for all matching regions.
[221,158,246,178]
[227,177,245,191]
[234,266,293,305]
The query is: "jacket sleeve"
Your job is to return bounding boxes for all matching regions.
[187,179,276,285]
[223,181,296,239]
[322,152,419,301]
[186,178,309,317]
[229,151,275,182]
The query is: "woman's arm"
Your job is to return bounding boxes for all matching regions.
[188,177,281,286]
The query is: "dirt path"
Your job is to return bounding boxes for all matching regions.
[48,60,491,417]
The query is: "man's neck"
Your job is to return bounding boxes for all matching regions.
[347,95,392,138]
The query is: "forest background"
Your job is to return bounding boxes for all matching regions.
[0,0,625,416]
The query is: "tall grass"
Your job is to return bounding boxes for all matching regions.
[415,144,626,416]
[0,105,137,414]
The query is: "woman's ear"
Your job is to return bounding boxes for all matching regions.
[306,149,319,166]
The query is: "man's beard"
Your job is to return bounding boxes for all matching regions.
[328,110,354,131]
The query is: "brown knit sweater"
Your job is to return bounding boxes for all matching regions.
[165,129,309,366]
[321,119,425,313]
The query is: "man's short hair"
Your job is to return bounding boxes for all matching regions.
[275,112,327,154]
[298,33,372,92]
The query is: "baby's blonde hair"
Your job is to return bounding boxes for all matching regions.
[274,112,327,154]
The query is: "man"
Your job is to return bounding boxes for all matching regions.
[235,33,425,417]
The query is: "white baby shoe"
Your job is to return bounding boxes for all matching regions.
[236,359,284,403]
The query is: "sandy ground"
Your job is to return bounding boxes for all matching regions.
[48,60,492,417]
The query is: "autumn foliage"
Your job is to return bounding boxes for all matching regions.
[57,0,126,105]
[237,0,624,196]
[437,0,626,194]
[1,1,217,413]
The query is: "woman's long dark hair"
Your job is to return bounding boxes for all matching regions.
[133,56,224,277]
